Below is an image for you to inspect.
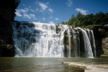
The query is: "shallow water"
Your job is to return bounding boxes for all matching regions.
[0,57,108,72]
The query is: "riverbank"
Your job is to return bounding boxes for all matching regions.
[62,61,108,72]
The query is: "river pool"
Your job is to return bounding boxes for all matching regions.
[0,57,108,72]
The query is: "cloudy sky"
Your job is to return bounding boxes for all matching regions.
[15,0,108,24]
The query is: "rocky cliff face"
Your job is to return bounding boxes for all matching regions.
[0,0,20,57]
[88,25,108,57]
[101,37,108,57]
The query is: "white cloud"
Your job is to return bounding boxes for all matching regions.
[37,21,41,23]
[66,0,72,7]
[49,21,55,24]
[31,9,35,12]
[38,2,48,10]
[15,9,22,17]
[36,1,54,13]
[24,14,31,19]
[22,4,25,6]
[15,8,29,17]
[30,14,37,20]
[42,17,46,20]
[23,13,37,20]
[20,8,28,13]
[15,8,37,20]
[48,8,53,13]
[50,16,53,19]
[16,1,54,21]
[75,8,88,15]
[30,14,35,17]
[55,18,59,20]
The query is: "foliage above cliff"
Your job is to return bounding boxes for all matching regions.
[61,12,108,27]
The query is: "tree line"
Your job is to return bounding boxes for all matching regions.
[61,12,108,27]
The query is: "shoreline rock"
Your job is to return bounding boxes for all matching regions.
[62,62,108,72]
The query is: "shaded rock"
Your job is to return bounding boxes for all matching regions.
[0,0,20,57]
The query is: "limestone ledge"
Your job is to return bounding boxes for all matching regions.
[62,62,108,72]
[101,37,108,58]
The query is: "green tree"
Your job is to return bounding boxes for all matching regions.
[86,13,94,25]
[68,15,76,26]
[60,12,108,27]
[105,13,108,24]
[94,12,105,25]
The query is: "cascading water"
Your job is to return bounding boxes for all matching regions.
[12,21,96,58]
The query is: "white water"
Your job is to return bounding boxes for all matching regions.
[76,27,93,58]
[12,21,96,58]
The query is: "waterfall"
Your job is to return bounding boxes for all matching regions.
[76,27,93,58]
[12,21,96,58]
[67,26,72,57]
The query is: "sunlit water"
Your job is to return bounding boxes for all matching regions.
[0,57,108,72]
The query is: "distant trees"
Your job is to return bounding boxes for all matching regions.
[61,12,108,27]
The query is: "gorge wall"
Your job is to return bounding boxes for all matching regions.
[91,26,108,57]
[101,37,108,57]
[0,0,20,56]
[0,0,107,57]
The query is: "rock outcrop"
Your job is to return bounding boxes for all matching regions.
[101,37,108,58]
[0,0,20,56]
[88,25,108,57]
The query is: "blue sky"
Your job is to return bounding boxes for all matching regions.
[15,0,108,24]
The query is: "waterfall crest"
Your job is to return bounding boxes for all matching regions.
[12,21,96,58]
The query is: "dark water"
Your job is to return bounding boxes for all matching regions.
[0,57,108,72]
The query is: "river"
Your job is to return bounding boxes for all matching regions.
[0,57,108,72]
